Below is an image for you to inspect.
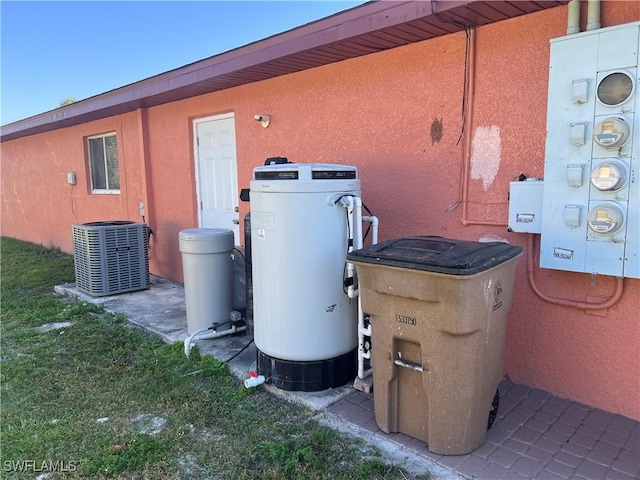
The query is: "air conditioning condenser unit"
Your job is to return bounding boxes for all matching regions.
[72,221,149,296]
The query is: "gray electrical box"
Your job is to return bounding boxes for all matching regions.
[539,21,639,278]
[508,180,544,234]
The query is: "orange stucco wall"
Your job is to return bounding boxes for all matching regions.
[2,2,639,419]
[1,113,145,249]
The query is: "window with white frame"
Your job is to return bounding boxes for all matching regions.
[87,132,120,193]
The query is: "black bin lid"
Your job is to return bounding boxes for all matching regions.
[347,236,522,275]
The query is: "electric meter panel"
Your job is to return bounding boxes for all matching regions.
[539,22,640,279]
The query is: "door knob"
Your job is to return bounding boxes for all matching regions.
[232,219,240,225]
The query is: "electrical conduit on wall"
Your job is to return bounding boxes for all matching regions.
[458,28,508,228]
[527,234,624,310]
[137,107,154,228]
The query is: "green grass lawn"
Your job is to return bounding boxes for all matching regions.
[0,237,426,479]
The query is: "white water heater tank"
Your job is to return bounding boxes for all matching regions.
[250,163,360,391]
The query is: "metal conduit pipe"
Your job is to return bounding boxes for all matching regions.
[527,234,624,310]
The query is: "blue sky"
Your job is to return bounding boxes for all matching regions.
[0,1,366,125]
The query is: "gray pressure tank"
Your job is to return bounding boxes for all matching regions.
[179,228,234,334]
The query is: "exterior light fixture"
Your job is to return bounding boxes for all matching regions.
[254,114,271,128]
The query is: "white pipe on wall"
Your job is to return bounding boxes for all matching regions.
[567,0,581,34]
[587,0,601,31]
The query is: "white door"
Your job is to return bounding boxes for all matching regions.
[194,113,239,243]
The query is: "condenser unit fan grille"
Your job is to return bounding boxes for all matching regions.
[72,221,149,296]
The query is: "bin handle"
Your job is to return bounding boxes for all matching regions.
[394,358,423,372]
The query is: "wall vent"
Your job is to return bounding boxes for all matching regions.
[72,221,149,296]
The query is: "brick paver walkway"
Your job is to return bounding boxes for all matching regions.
[327,380,640,479]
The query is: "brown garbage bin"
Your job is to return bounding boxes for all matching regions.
[347,236,522,455]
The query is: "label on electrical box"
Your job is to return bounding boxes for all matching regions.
[553,247,574,260]
[516,214,535,224]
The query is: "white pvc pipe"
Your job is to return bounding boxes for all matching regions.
[586,0,601,31]
[350,197,363,299]
[357,306,374,379]
[359,321,371,338]
[567,0,580,34]
[362,215,379,245]
[356,213,380,380]
[357,297,368,379]
[342,197,355,299]
[244,375,266,388]
[352,197,363,250]
[335,195,379,380]
[338,195,362,299]
[184,324,247,358]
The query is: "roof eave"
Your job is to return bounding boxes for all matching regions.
[1,0,566,142]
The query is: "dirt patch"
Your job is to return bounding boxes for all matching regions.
[128,414,167,435]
